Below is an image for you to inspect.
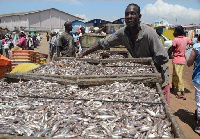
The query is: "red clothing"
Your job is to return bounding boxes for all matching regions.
[2,39,6,45]
[17,37,26,48]
[162,83,170,106]
[172,36,191,64]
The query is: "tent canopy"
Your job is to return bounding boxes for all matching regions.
[152,19,169,28]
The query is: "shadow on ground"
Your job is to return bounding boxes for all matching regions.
[174,109,198,134]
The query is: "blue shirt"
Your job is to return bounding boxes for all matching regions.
[73,34,79,43]
[192,43,200,84]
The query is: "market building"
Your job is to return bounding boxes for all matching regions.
[0,8,84,32]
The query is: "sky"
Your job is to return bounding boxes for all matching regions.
[0,0,200,25]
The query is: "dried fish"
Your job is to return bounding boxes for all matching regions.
[29,58,153,76]
[0,80,173,138]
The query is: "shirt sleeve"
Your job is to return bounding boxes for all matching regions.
[99,29,124,50]
[17,37,25,46]
[172,38,177,47]
[193,43,200,51]
[58,36,62,47]
[187,37,192,45]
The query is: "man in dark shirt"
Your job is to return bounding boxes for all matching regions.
[79,3,170,105]
[57,21,76,57]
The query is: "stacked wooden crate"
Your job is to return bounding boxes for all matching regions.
[0,55,12,79]
[81,33,128,57]
[11,50,34,69]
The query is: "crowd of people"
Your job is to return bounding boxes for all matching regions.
[0,30,42,58]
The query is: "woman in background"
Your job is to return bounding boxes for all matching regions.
[187,34,200,135]
[170,26,193,99]
[16,31,27,50]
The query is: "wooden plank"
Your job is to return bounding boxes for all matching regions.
[4,73,77,85]
[77,77,161,87]
[81,33,106,48]
[156,83,186,139]
[4,72,161,83]
[109,47,128,52]
[99,57,153,64]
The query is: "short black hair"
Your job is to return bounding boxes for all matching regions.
[198,34,200,41]
[126,3,140,14]
[174,26,184,36]
[64,21,72,27]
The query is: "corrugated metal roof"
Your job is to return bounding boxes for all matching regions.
[0,8,84,20]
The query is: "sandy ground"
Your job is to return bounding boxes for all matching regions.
[37,38,199,138]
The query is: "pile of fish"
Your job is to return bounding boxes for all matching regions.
[29,59,153,76]
[83,52,126,59]
[0,80,173,138]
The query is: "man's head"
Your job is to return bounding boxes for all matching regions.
[125,3,141,28]
[50,32,57,37]
[64,21,73,32]
[173,26,184,37]
[80,26,85,34]
[19,31,26,37]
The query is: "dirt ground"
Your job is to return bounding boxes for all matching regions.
[168,59,199,139]
[37,38,199,138]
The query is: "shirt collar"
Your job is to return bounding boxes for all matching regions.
[124,22,145,41]
[177,36,184,38]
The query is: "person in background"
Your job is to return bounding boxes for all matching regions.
[156,27,165,45]
[8,37,14,49]
[170,26,193,100]
[12,32,17,46]
[187,34,200,135]
[73,32,79,53]
[49,32,58,61]
[36,34,41,46]
[57,21,76,57]
[0,35,3,55]
[27,34,33,50]
[46,32,50,42]
[79,3,170,106]
[32,34,37,49]
[5,37,14,57]
[192,34,199,44]
[16,31,27,50]
[78,26,85,54]
[3,38,10,58]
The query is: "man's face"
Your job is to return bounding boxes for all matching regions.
[68,24,73,31]
[125,5,141,28]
